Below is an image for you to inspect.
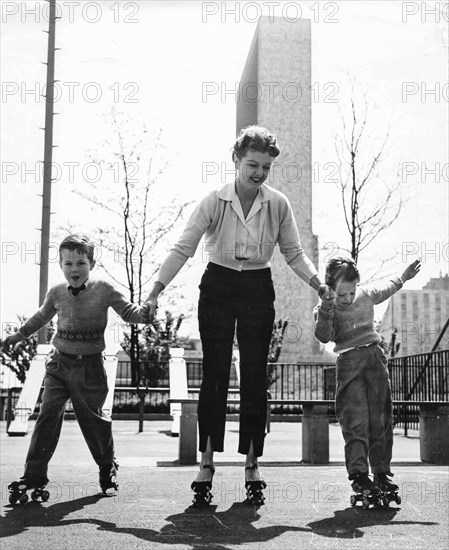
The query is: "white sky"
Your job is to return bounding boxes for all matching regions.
[1,0,448,338]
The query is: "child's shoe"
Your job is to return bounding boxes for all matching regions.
[99,459,119,494]
[349,473,381,509]
[351,473,381,495]
[8,475,49,505]
[373,473,398,492]
[373,473,401,506]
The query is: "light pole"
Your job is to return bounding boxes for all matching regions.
[38,0,58,343]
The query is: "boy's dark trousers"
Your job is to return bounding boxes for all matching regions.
[24,349,114,482]
[197,262,275,458]
[335,343,394,478]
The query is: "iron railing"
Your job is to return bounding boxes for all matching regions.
[322,349,449,431]
[4,350,448,433]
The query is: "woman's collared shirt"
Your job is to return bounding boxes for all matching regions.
[157,181,318,287]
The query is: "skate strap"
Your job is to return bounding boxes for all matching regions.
[200,464,215,474]
[245,463,266,488]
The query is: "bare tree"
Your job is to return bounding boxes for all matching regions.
[74,110,191,385]
[334,81,403,267]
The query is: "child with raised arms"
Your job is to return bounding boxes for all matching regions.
[314,256,420,505]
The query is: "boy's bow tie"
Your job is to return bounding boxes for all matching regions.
[68,284,86,296]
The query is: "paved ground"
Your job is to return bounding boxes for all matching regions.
[1,420,448,549]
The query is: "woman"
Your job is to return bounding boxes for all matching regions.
[146,126,328,504]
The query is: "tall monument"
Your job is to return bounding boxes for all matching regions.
[237,17,321,361]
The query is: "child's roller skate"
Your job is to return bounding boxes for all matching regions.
[191,465,215,506]
[349,473,382,510]
[99,459,119,494]
[8,475,50,505]
[245,464,266,506]
[374,473,401,507]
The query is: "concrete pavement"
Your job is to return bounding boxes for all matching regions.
[1,420,448,549]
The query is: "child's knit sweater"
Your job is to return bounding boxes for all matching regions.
[19,279,145,355]
[314,276,403,354]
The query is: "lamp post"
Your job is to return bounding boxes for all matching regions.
[38,0,58,343]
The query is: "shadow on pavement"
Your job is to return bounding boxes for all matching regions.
[155,501,308,547]
[307,506,439,539]
[0,494,105,538]
[1,498,306,548]
[1,497,440,548]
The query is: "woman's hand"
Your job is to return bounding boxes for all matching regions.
[3,332,23,350]
[142,297,158,323]
[142,281,164,323]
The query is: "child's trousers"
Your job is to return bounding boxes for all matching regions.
[24,348,115,482]
[197,262,275,457]
[335,343,393,479]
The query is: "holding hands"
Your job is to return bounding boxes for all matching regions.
[318,284,336,310]
[141,296,159,324]
[401,259,421,283]
[2,332,22,350]
[141,281,165,323]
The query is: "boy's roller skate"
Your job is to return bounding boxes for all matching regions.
[99,459,119,494]
[374,473,401,507]
[245,464,266,506]
[349,473,382,509]
[8,475,50,505]
[191,465,215,506]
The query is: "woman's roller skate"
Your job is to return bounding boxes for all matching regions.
[374,473,401,507]
[349,473,382,509]
[99,459,119,494]
[191,465,215,506]
[245,463,266,506]
[8,475,50,505]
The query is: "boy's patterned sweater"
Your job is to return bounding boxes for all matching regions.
[19,279,146,355]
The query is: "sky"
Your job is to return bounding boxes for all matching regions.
[1,0,448,339]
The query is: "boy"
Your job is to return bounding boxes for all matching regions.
[5,234,151,501]
[314,256,420,506]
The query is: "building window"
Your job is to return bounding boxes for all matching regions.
[412,294,418,321]
[401,293,407,317]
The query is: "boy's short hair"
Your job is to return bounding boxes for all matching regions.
[59,234,95,262]
[325,256,360,289]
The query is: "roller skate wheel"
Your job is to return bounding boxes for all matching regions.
[382,495,390,507]
[395,495,401,505]
[247,492,265,506]
[199,493,212,505]
[31,490,39,501]
[350,495,357,507]
[19,493,29,505]
[362,497,370,510]
[193,493,211,506]
[8,493,18,505]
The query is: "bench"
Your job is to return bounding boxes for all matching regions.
[169,398,449,466]
[170,398,334,465]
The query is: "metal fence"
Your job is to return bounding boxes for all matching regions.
[388,349,449,401]
[389,349,449,432]
[322,349,449,431]
[3,350,448,431]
